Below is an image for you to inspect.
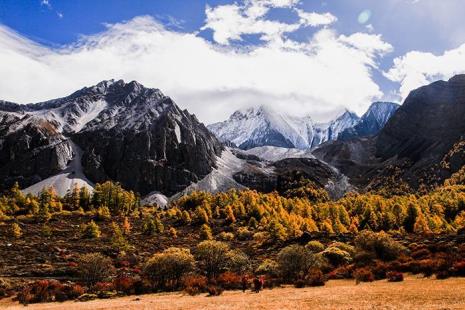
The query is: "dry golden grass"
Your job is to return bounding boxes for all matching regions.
[2,276,465,310]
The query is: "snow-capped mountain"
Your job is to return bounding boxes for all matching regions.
[207,105,360,150]
[0,80,223,196]
[338,102,400,141]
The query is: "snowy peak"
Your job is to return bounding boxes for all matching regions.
[338,101,399,141]
[208,104,315,150]
[209,102,399,150]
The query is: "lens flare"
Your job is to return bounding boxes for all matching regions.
[358,9,372,24]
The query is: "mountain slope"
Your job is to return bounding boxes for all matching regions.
[338,102,399,140]
[0,80,223,196]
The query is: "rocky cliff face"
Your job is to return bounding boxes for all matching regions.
[0,80,223,196]
[314,75,465,190]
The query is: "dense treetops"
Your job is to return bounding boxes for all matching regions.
[1,170,465,240]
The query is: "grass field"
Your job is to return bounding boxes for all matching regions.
[2,276,465,310]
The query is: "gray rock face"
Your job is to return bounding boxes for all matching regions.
[0,80,223,195]
[0,116,73,189]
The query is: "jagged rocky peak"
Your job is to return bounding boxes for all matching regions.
[0,80,224,196]
[337,101,399,141]
[208,104,364,150]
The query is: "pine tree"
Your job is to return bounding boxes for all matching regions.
[200,224,213,240]
[11,222,22,238]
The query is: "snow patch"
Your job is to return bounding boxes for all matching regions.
[23,140,94,196]
[172,148,247,199]
[244,145,315,162]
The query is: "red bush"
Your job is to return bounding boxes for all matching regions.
[327,265,354,280]
[387,271,404,282]
[113,275,136,294]
[217,272,242,290]
[207,285,224,296]
[452,260,465,277]
[183,275,208,296]
[16,280,82,305]
[93,282,114,292]
[372,261,388,280]
[354,268,374,283]
[305,269,325,287]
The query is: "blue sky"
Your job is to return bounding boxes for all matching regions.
[1,0,465,123]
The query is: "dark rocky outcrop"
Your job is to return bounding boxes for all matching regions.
[233,157,348,198]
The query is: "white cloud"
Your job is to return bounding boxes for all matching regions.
[296,9,337,27]
[202,0,336,45]
[385,43,465,100]
[0,14,392,124]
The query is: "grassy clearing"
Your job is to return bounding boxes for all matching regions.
[2,276,465,310]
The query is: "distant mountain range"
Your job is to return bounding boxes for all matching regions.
[2,75,465,201]
[207,102,399,150]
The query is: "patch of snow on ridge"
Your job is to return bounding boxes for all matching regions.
[244,146,315,162]
[73,99,108,132]
[23,140,94,196]
[172,148,247,199]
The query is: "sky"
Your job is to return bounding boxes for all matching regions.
[1,0,465,124]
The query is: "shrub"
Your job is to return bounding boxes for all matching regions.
[218,232,234,241]
[355,231,406,261]
[217,272,242,290]
[354,268,374,283]
[410,259,435,277]
[207,285,224,296]
[195,240,230,278]
[305,240,325,253]
[372,261,388,280]
[236,227,253,240]
[322,246,352,266]
[327,265,354,280]
[94,282,114,292]
[329,242,355,256]
[95,206,111,221]
[200,224,213,240]
[226,249,250,273]
[77,253,114,285]
[183,275,208,295]
[82,220,101,239]
[452,260,465,276]
[387,271,404,282]
[113,275,136,294]
[256,259,279,277]
[143,216,164,235]
[305,268,326,287]
[143,247,195,290]
[169,227,177,238]
[16,280,82,304]
[277,245,316,282]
